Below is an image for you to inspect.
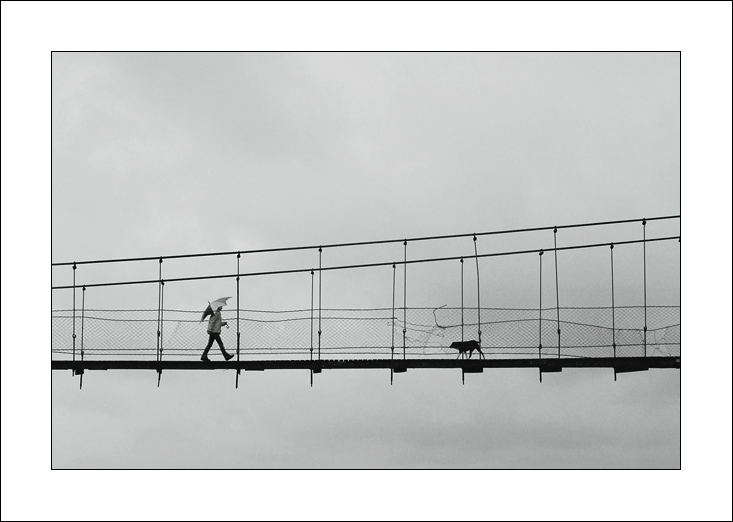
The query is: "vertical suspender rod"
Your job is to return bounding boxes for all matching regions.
[310,270,315,361]
[611,244,616,359]
[539,250,543,359]
[553,227,561,358]
[157,258,163,363]
[310,268,314,387]
[236,252,241,389]
[72,263,77,364]
[392,263,396,385]
[473,235,481,347]
[79,286,85,388]
[81,287,86,362]
[539,250,544,383]
[403,241,407,360]
[318,248,322,361]
[156,258,163,387]
[461,258,464,342]
[643,219,648,357]
[611,244,617,382]
[391,264,396,359]
[160,281,164,360]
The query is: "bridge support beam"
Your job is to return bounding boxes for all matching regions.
[53,356,680,372]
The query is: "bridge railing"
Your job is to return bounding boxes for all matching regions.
[52,216,681,363]
[51,305,680,361]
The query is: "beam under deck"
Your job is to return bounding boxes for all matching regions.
[52,356,680,372]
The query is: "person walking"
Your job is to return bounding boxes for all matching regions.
[201,306,234,361]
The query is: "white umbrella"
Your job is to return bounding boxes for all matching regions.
[200,296,231,321]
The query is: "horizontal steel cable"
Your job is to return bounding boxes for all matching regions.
[52,215,680,267]
[52,235,680,290]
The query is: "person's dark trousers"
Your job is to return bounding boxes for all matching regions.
[202,333,231,359]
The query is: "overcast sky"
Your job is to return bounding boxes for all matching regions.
[3,3,733,522]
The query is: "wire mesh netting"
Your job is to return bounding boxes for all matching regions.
[52,306,680,361]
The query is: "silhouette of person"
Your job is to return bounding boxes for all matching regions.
[201,306,234,361]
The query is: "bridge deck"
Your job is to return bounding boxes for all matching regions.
[52,356,680,372]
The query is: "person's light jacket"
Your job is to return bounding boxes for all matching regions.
[207,311,225,334]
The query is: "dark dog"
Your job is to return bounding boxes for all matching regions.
[450,340,485,359]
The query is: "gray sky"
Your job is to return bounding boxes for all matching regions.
[3,3,732,522]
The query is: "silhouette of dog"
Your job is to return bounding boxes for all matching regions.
[450,340,485,359]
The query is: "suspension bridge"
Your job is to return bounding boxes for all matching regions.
[51,216,681,387]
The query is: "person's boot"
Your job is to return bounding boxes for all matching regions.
[201,351,211,362]
[224,352,234,361]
